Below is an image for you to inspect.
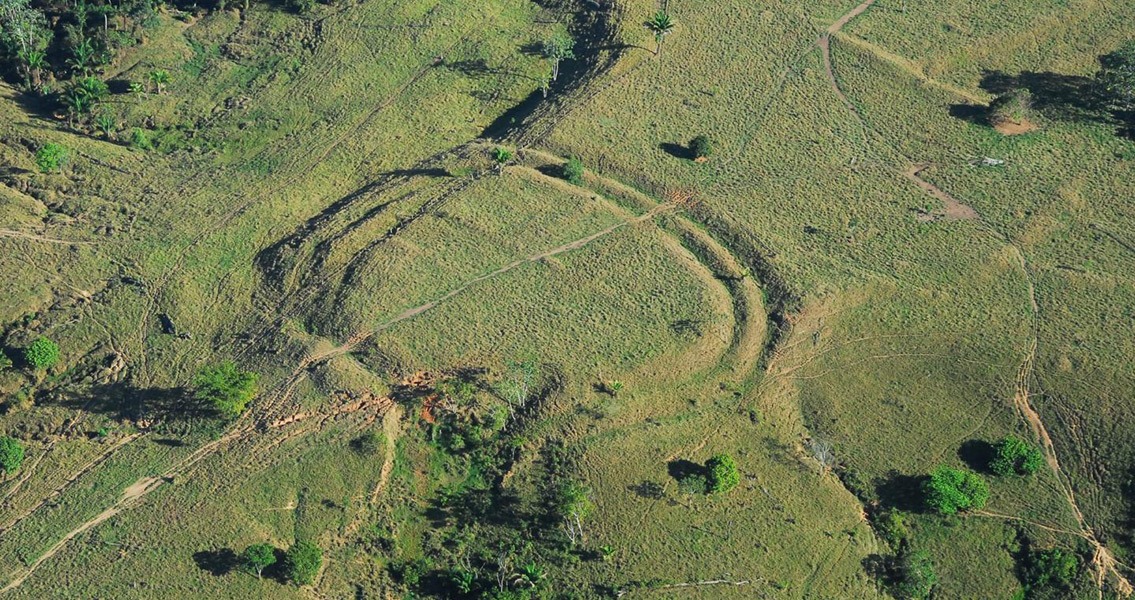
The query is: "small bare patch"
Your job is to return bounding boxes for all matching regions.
[993,118,1037,136]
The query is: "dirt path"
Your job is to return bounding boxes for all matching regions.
[904,165,979,221]
[0,476,162,594]
[369,404,402,505]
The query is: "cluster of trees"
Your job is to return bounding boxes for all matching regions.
[238,539,322,584]
[677,453,741,495]
[921,436,1044,515]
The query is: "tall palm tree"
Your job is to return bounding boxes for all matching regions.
[645,11,674,56]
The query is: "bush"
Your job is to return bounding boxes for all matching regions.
[1022,548,1078,594]
[35,143,68,173]
[990,435,1044,476]
[24,337,60,370]
[891,549,937,600]
[922,465,989,515]
[285,540,322,585]
[0,436,25,475]
[988,89,1034,126]
[872,509,908,547]
[192,361,258,419]
[705,453,740,494]
[562,157,584,184]
[351,432,383,455]
[689,135,713,160]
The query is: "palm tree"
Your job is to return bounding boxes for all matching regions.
[148,69,170,94]
[645,11,674,56]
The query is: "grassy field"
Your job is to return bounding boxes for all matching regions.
[1,0,1134,596]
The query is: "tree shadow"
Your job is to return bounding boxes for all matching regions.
[627,480,665,500]
[948,103,987,126]
[667,459,704,483]
[874,471,927,512]
[55,381,208,424]
[192,548,238,576]
[958,439,996,474]
[383,167,451,178]
[659,142,692,160]
[974,67,1134,138]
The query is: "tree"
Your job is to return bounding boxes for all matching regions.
[989,435,1043,476]
[0,436,24,476]
[500,358,534,418]
[35,144,68,173]
[891,548,937,600]
[922,465,989,515]
[285,540,322,585]
[689,134,713,161]
[148,69,170,94]
[645,11,674,56]
[987,89,1034,127]
[554,479,594,545]
[492,147,513,176]
[240,543,277,579]
[192,361,258,419]
[24,337,59,369]
[63,76,109,124]
[562,156,583,185]
[0,0,52,88]
[542,33,575,82]
[1096,40,1135,112]
[705,453,740,493]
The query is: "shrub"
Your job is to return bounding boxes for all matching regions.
[891,549,937,600]
[562,156,584,184]
[285,540,322,585]
[988,89,1034,126]
[990,435,1044,476]
[690,134,713,160]
[922,465,989,515]
[0,436,25,475]
[24,337,60,369]
[705,453,740,494]
[130,128,152,151]
[1023,548,1077,591]
[192,361,258,419]
[35,143,68,173]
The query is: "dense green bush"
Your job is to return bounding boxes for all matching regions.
[192,361,258,418]
[130,128,152,151]
[922,465,989,515]
[562,157,584,184]
[990,435,1043,476]
[872,509,908,547]
[24,337,60,369]
[0,436,25,476]
[285,540,322,585]
[705,453,740,494]
[1023,548,1077,592]
[891,549,937,600]
[35,143,68,173]
[689,134,713,160]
